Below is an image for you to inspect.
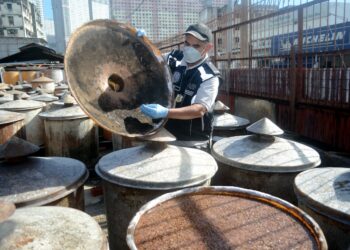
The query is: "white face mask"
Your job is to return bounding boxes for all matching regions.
[183,46,204,64]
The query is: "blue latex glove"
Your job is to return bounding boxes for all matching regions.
[136,28,146,37]
[141,104,168,119]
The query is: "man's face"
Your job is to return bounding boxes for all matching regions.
[184,34,209,56]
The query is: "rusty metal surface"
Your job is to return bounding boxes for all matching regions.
[0,121,26,145]
[102,176,211,250]
[0,206,108,250]
[0,157,88,207]
[0,200,15,223]
[65,19,173,137]
[127,186,327,250]
[42,118,98,168]
[0,102,45,145]
[298,203,349,250]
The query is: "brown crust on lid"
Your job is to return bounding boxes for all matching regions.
[134,194,318,250]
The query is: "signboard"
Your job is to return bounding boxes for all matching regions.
[271,22,350,56]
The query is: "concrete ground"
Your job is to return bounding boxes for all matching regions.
[84,181,108,238]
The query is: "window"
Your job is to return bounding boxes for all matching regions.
[0,18,2,26]
[0,28,4,36]
[235,37,240,43]
[8,16,14,25]
[7,28,18,35]
[218,38,222,45]
[7,3,12,11]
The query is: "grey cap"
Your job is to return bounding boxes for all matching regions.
[184,23,212,42]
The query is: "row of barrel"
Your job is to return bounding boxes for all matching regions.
[0,74,100,168]
[1,102,349,250]
[0,69,109,248]
[1,66,66,85]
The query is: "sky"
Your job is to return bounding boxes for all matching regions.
[43,0,53,20]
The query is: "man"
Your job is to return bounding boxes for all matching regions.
[141,23,221,148]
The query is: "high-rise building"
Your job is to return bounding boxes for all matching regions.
[0,0,44,38]
[89,0,110,20]
[32,0,44,26]
[110,0,227,43]
[52,0,110,53]
[44,18,56,50]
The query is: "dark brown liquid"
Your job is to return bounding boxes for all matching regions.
[134,194,318,250]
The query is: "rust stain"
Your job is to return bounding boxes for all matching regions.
[15,237,34,247]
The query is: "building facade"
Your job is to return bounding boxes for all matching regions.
[89,0,109,20]
[110,0,227,43]
[52,0,110,53]
[44,18,55,51]
[0,0,44,38]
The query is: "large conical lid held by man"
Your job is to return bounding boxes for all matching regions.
[65,20,173,137]
[246,117,284,136]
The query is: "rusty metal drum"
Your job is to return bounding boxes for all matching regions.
[0,157,88,209]
[0,206,108,250]
[127,186,327,250]
[294,167,350,250]
[0,100,45,145]
[96,143,218,250]
[39,105,98,168]
[0,110,25,144]
[212,134,321,203]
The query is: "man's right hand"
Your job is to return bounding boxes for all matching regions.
[141,104,169,119]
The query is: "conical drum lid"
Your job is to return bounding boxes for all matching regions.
[139,127,176,142]
[39,105,87,120]
[29,94,58,102]
[20,93,30,99]
[0,110,25,125]
[213,100,230,112]
[55,83,69,90]
[0,99,45,111]
[0,137,40,160]
[65,20,173,137]
[63,93,76,105]
[31,75,54,84]
[246,117,284,136]
[213,113,250,129]
[5,90,24,96]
